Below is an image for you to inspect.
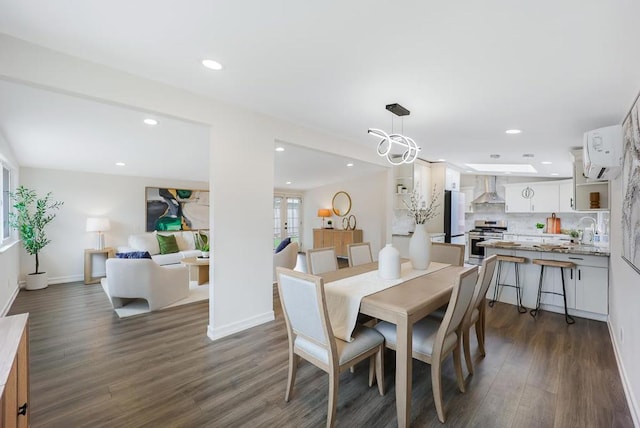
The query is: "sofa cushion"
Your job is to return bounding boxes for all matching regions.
[152,253,183,266]
[180,231,196,250]
[129,233,161,255]
[157,234,179,254]
[275,237,291,254]
[116,251,152,259]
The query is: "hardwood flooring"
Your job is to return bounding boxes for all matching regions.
[8,278,633,427]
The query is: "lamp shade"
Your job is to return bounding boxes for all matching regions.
[317,209,332,218]
[86,217,111,232]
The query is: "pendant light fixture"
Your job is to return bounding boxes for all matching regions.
[368,103,421,165]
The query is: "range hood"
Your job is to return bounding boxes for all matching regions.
[472,176,505,204]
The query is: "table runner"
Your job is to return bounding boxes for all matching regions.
[325,261,450,342]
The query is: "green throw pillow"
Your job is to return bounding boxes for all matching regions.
[157,234,179,254]
[195,232,208,250]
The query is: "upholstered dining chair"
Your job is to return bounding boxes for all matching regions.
[461,254,497,375]
[431,242,465,266]
[276,267,385,428]
[374,265,479,423]
[306,247,338,275]
[347,242,373,267]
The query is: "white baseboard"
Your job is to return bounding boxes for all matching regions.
[207,311,275,341]
[608,319,640,427]
[0,284,20,316]
[18,274,85,287]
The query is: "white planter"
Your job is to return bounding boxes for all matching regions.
[25,272,48,290]
[409,224,432,270]
[201,251,210,258]
[378,244,401,280]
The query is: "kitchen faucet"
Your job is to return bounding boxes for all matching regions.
[577,216,597,244]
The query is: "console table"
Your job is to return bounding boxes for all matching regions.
[312,229,363,257]
[84,247,115,285]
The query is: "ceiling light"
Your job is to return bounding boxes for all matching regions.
[368,103,420,165]
[202,59,223,70]
[522,154,535,158]
[466,163,538,173]
[504,171,512,174]
[505,129,522,134]
[550,173,559,176]
[275,147,285,152]
[437,159,446,162]
[346,163,354,167]
[286,181,292,185]
[143,118,158,126]
[541,161,552,165]
[115,162,125,166]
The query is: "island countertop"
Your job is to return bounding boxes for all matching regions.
[477,239,610,257]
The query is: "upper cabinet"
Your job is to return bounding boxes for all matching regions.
[431,163,460,191]
[571,149,610,211]
[504,180,574,213]
[460,186,475,213]
[393,160,431,209]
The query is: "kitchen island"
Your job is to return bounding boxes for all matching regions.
[478,240,609,321]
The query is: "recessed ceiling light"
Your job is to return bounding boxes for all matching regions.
[286,181,292,185]
[550,173,559,176]
[115,162,125,166]
[541,161,552,165]
[202,59,223,70]
[505,129,522,134]
[346,163,354,167]
[143,118,158,126]
[522,154,535,158]
[466,163,538,173]
[275,147,285,152]
[490,154,501,159]
[437,159,446,162]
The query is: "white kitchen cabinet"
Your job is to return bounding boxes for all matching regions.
[504,181,560,213]
[558,179,574,212]
[504,184,532,213]
[394,160,431,209]
[575,265,608,314]
[461,186,475,213]
[431,163,460,191]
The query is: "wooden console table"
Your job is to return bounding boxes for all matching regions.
[0,313,29,427]
[312,229,363,257]
[84,247,115,285]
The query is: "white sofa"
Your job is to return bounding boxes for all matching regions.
[121,231,206,265]
[273,241,299,282]
[101,258,189,311]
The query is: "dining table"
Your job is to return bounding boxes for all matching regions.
[318,261,469,428]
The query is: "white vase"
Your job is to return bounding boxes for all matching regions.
[25,272,48,290]
[378,244,401,279]
[409,224,432,270]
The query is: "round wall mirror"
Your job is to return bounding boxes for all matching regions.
[332,191,352,216]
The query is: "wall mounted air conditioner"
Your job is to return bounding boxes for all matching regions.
[583,125,622,180]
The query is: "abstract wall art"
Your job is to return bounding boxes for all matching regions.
[145,187,209,232]
[622,92,640,274]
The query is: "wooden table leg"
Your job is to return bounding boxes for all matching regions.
[396,316,412,428]
[197,264,209,285]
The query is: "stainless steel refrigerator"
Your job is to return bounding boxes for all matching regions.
[444,190,466,245]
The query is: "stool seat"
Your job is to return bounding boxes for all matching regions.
[532,259,575,269]
[496,255,526,264]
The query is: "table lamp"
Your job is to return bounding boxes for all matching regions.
[317,209,332,229]
[86,217,111,250]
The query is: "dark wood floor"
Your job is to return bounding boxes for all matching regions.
[8,278,633,427]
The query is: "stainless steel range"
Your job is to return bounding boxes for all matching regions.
[468,220,507,264]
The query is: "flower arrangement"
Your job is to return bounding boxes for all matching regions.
[403,185,440,225]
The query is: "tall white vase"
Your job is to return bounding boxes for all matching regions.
[409,223,432,270]
[378,244,401,279]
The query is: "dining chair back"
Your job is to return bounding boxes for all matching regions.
[276,267,385,427]
[374,265,479,423]
[461,255,497,374]
[431,242,465,266]
[306,247,339,275]
[347,242,373,267]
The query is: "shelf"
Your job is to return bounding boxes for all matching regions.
[576,182,607,187]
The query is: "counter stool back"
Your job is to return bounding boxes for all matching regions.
[530,259,576,324]
[489,254,527,313]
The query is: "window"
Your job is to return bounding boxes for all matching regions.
[273,194,302,249]
[1,164,11,242]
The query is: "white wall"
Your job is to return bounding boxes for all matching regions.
[608,172,640,425]
[0,133,20,315]
[0,34,389,339]
[18,167,207,283]
[303,171,389,258]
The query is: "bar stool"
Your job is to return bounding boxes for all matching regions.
[530,259,575,324]
[488,255,527,313]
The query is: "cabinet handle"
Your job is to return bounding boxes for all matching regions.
[570,197,574,208]
[578,269,581,281]
[570,269,573,280]
[568,257,583,260]
[18,402,28,416]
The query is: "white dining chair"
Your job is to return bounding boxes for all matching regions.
[461,254,497,374]
[276,267,385,428]
[306,247,338,275]
[431,242,465,266]
[374,265,479,423]
[347,242,373,267]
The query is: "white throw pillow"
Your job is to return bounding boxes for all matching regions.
[129,233,160,255]
[180,231,197,250]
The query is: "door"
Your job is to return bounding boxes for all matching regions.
[273,195,302,249]
[504,185,531,212]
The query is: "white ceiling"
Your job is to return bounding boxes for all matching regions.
[1,0,640,181]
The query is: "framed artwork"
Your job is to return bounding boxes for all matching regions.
[621,92,640,274]
[145,187,209,232]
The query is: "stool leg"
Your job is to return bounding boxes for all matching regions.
[488,260,502,307]
[530,265,544,319]
[560,267,575,325]
[514,263,527,313]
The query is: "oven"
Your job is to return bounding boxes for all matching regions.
[469,233,488,263]
[467,220,507,264]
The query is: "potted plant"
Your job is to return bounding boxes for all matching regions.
[195,232,210,258]
[9,186,63,290]
[536,223,545,234]
[326,220,333,229]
